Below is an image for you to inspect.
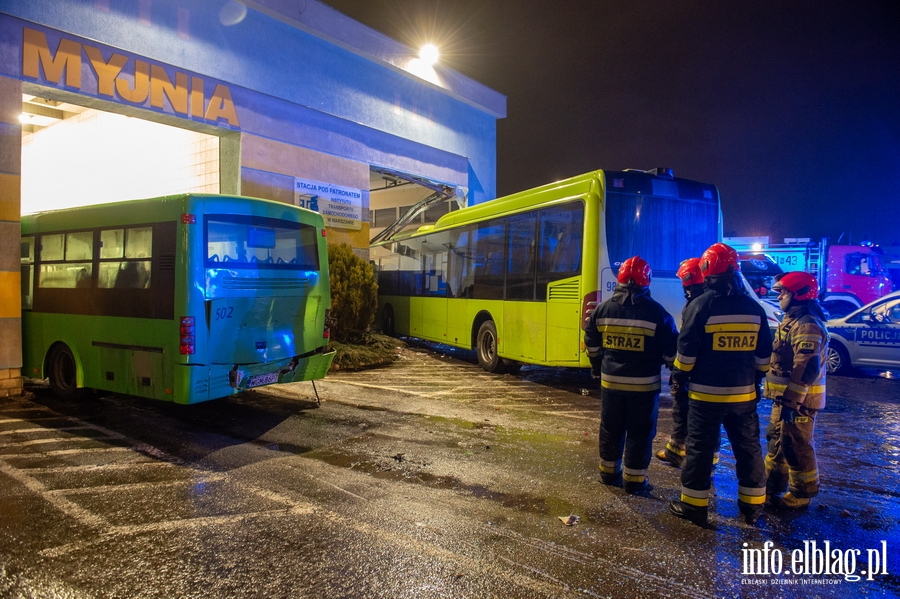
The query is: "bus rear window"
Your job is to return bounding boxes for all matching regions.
[205,215,319,270]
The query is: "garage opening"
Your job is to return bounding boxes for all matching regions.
[21,94,220,214]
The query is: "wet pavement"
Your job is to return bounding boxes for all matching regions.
[0,342,898,598]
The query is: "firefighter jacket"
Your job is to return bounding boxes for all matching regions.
[584,284,678,393]
[763,303,828,410]
[673,286,773,402]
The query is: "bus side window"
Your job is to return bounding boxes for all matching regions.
[21,236,34,309]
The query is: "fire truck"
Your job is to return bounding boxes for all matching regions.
[725,237,892,317]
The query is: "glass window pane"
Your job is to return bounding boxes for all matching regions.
[472,222,505,300]
[40,263,92,288]
[41,234,64,261]
[99,261,152,289]
[125,227,153,259]
[206,216,319,270]
[506,213,537,300]
[100,229,125,259]
[66,231,93,261]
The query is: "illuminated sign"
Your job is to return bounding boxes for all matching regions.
[294,178,364,231]
[21,27,240,127]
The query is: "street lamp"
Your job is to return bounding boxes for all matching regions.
[419,43,439,66]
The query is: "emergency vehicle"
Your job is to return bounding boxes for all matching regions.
[725,237,892,318]
[825,290,900,374]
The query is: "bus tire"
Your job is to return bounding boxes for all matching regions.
[382,305,395,337]
[47,344,87,400]
[476,320,505,373]
[825,341,851,375]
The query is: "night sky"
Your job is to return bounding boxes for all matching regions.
[324,1,900,246]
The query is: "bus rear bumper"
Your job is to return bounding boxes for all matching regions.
[226,348,335,392]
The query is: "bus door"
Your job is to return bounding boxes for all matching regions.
[540,207,583,364]
[502,214,544,362]
[420,237,449,340]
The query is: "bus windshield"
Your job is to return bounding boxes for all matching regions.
[605,171,719,275]
[205,214,320,270]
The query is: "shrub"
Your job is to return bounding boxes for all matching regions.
[327,242,378,343]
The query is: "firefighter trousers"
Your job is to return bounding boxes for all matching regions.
[765,403,820,498]
[680,399,766,519]
[599,388,659,490]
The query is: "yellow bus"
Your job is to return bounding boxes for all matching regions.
[21,194,334,403]
[371,169,721,373]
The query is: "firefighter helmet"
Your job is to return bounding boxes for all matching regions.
[773,271,819,301]
[617,256,652,287]
[676,258,705,287]
[699,243,740,276]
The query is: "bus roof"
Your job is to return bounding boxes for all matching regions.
[374,168,719,245]
[21,194,322,231]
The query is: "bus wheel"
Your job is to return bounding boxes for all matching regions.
[47,344,86,400]
[382,305,395,337]
[476,320,505,373]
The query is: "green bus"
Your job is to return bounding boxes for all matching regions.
[20,194,335,404]
[371,169,721,373]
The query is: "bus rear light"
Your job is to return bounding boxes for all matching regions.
[179,316,195,354]
[181,214,196,224]
[324,308,333,339]
[581,291,602,330]
[321,229,327,237]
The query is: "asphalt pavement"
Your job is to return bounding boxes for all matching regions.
[0,343,898,598]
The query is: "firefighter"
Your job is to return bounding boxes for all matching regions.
[667,243,773,527]
[763,271,828,509]
[655,257,718,468]
[584,256,678,495]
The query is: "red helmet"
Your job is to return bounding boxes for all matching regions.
[617,256,652,287]
[699,243,740,276]
[773,271,819,301]
[677,258,705,287]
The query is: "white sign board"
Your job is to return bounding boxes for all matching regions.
[294,177,364,230]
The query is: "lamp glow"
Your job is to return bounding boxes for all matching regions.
[419,44,439,66]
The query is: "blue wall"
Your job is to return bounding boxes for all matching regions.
[0,0,505,202]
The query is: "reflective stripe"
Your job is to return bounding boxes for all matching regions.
[601,380,661,392]
[792,334,821,343]
[585,344,601,353]
[600,373,661,392]
[688,382,757,403]
[662,354,675,363]
[674,353,696,371]
[708,314,761,324]
[599,460,621,474]
[755,355,770,366]
[594,318,658,334]
[681,486,709,507]
[765,381,825,394]
[765,454,789,474]
[665,440,686,455]
[738,484,767,506]
[623,467,647,477]
[790,469,819,483]
[705,322,761,333]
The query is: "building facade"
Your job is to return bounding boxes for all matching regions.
[0,0,506,395]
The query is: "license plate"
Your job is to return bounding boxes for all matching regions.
[247,371,279,388]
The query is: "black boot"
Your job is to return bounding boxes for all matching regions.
[668,500,709,527]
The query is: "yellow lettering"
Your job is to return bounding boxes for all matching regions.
[150,65,188,114]
[115,59,150,103]
[190,76,205,117]
[205,84,240,126]
[23,28,82,87]
[603,334,644,351]
[713,333,757,351]
[83,46,128,97]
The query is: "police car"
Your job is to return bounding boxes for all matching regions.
[825,290,900,374]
